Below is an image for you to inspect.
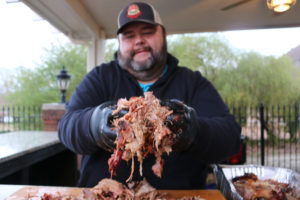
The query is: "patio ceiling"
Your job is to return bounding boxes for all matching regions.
[21,0,300,41]
[20,0,300,70]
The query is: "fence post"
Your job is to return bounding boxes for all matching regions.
[260,102,265,166]
[41,103,66,131]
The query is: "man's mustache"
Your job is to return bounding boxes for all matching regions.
[130,47,152,57]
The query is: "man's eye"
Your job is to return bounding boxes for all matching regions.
[143,31,154,35]
[124,34,134,39]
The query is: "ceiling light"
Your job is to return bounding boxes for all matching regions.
[267,0,297,13]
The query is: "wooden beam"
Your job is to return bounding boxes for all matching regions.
[65,0,104,39]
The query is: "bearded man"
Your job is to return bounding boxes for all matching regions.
[58,2,241,189]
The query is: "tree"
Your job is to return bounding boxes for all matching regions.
[215,52,300,105]
[167,34,300,105]
[4,42,87,106]
[167,34,239,82]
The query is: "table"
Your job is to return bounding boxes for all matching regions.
[1,185,226,200]
[0,131,77,186]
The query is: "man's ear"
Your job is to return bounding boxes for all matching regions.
[117,37,122,49]
[160,25,167,39]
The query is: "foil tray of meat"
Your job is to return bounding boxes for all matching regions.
[213,164,300,200]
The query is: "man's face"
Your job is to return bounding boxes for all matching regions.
[117,22,167,81]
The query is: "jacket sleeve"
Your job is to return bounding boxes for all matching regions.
[58,67,106,155]
[189,75,241,163]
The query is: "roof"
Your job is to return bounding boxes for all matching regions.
[21,0,300,42]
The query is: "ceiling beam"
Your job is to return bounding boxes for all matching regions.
[21,0,75,37]
[65,0,104,39]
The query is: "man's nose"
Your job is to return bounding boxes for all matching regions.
[135,34,145,45]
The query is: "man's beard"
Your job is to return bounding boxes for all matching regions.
[117,41,167,81]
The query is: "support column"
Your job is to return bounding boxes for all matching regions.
[87,32,106,72]
[41,103,66,131]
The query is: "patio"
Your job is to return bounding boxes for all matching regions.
[1,0,300,198]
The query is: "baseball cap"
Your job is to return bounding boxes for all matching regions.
[117,2,163,34]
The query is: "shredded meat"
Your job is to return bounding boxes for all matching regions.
[83,178,134,199]
[108,91,174,181]
[232,173,300,200]
[81,178,205,200]
[40,192,77,200]
[38,178,206,200]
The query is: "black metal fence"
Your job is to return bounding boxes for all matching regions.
[1,103,300,172]
[230,103,300,172]
[0,105,43,133]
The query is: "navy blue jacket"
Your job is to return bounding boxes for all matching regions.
[58,53,241,189]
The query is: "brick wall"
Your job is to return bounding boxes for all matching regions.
[41,103,66,131]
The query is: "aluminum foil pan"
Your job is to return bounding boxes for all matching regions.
[213,164,300,200]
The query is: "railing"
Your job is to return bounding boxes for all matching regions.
[0,105,43,133]
[230,103,300,172]
[1,103,299,172]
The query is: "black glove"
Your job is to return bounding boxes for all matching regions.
[160,99,199,152]
[90,101,127,152]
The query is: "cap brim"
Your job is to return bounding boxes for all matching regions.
[117,19,159,34]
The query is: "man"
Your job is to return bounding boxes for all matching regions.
[58,2,241,189]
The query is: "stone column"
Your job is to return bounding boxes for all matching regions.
[41,103,66,131]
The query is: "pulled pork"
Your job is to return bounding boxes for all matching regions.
[81,178,134,200]
[79,178,204,200]
[232,173,300,200]
[108,92,174,181]
[39,179,206,200]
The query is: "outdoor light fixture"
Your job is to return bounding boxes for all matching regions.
[56,65,71,103]
[267,0,297,13]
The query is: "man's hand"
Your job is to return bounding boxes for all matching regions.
[160,99,199,152]
[90,101,127,152]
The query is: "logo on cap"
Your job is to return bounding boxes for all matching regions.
[127,4,141,19]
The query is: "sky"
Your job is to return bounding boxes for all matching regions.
[1,0,300,72]
[222,27,300,56]
[0,0,69,71]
